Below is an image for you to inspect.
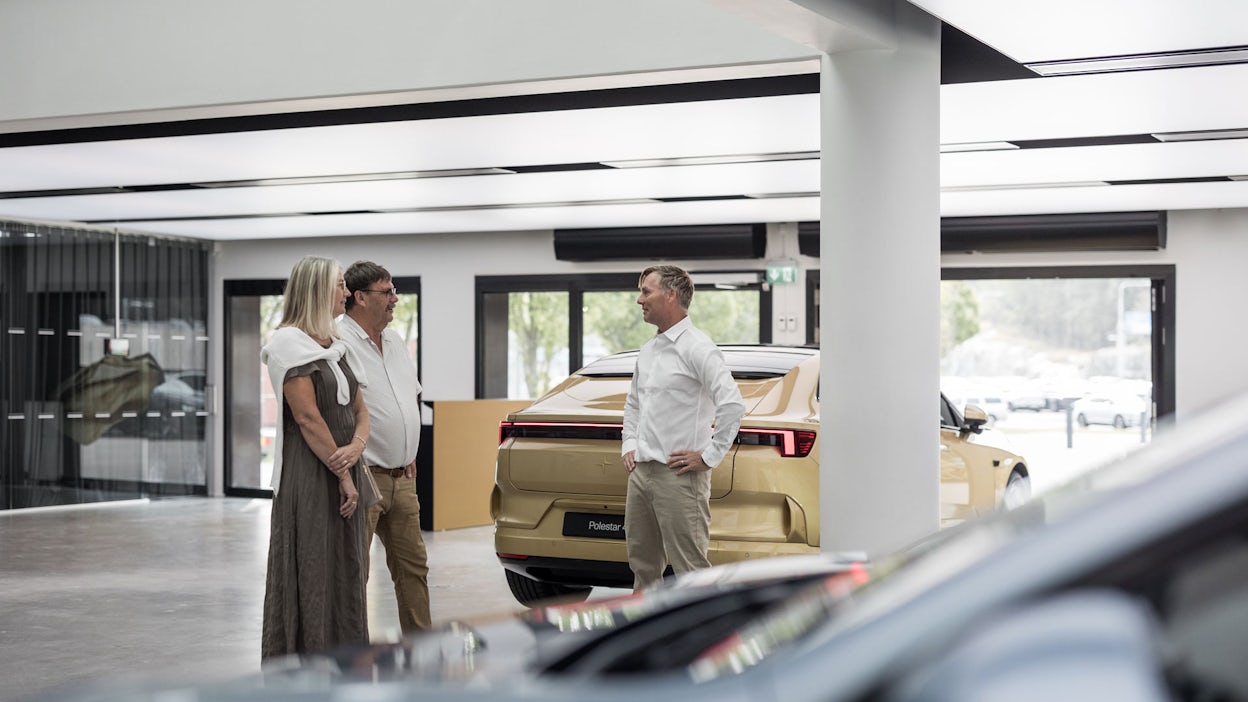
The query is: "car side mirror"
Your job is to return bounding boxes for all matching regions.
[961,404,989,434]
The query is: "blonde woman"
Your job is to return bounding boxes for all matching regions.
[260,255,372,658]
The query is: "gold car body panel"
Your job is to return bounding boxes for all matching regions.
[495,349,1023,576]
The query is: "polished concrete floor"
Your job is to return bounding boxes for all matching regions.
[0,496,565,701]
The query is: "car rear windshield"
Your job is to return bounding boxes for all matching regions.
[579,346,816,380]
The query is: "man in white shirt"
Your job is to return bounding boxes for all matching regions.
[621,265,746,590]
[339,261,430,632]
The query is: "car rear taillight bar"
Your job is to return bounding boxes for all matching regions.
[499,421,623,444]
[500,421,816,457]
[736,428,817,458]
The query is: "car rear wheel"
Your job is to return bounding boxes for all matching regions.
[1002,470,1032,510]
[1113,414,1127,429]
[505,570,593,607]
[1076,413,1089,427]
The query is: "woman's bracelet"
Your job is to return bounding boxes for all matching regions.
[352,434,366,447]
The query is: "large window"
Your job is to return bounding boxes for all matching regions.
[939,267,1173,492]
[477,272,768,400]
[0,222,210,510]
[224,277,420,496]
[807,264,1174,494]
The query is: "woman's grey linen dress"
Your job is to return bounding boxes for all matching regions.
[261,358,368,659]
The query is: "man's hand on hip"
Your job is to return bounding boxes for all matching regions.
[669,451,709,474]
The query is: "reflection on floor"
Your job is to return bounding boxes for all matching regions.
[0,497,539,701]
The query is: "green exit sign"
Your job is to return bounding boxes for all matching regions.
[766,264,797,285]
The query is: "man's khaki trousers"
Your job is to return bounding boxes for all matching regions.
[365,472,431,632]
[624,460,712,590]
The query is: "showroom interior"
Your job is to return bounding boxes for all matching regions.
[4,0,1248,699]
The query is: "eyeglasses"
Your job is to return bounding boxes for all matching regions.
[358,287,398,296]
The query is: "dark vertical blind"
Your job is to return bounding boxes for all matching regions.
[0,220,211,510]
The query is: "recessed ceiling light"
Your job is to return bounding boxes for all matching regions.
[940,142,1019,153]
[191,168,514,188]
[745,192,820,199]
[603,152,819,168]
[941,181,1110,192]
[1027,46,1248,76]
[1152,129,1248,142]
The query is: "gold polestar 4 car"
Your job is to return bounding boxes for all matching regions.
[492,345,1030,606]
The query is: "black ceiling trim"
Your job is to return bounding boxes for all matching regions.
[940,23,1039,84]
[505,163,614,173]
[1012,134,1161,149]
[1107,176,1233,185]
[0,186,126,199]
[0,74,820,149]
[654,195,751,203]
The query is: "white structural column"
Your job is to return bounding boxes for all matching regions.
[819,2,942,556]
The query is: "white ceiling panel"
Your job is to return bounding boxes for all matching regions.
[942,63,1248,144]
[942,140,1248,189]
[119,196,821,240]
[942,179,1248,217]
[0,160,820,222]
[910,0,1248,63]
[0,94,820,193]
[4,2,1248,240]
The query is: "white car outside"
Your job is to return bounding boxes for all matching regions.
[1072,394,1147,429]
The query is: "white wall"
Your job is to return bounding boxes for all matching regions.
[0,0,813,129]
[941,207,1248,420]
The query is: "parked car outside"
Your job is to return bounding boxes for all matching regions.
[1006,390,1048,412]
[493,346,1029,606]
[1072,392,1148,429]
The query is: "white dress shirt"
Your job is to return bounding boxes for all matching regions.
[622,316,745,468]
[338,314,422,471]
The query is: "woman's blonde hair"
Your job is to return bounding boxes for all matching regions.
[280,255,341,340]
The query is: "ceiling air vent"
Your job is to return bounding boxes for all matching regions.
[554,224,767,262]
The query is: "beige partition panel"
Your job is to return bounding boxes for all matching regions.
[431,400,531,530]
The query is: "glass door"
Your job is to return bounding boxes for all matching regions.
[224,278,420,496]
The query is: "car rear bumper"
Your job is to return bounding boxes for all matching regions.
[496,527,821,589]
[497,553,636,589]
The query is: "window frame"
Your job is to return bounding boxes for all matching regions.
[475,271,772,399]
[222,275,421,498]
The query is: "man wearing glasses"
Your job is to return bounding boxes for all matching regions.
[340,260,430,632]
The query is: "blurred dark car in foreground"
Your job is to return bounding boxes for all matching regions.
[494,345,1029,606]
[41,390,1248,701]
[278,551,867,686]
